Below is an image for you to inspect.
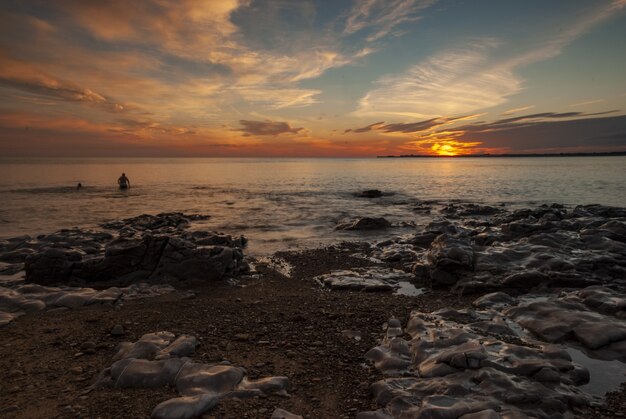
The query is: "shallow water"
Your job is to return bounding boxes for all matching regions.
[567,347,626,396]
[1,157,625,254]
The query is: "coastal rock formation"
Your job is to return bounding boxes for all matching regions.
[361,202,626,293]
[1,212,248,286]
[94,332,289,418]
[505,288,626,361]
[356,189,384,198]
[0,283,174,326]
[360,310,593,418]
[336,217,392,231]
[315,268,414,292]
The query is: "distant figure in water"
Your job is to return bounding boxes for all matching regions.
[77,183,82,190]
[118,173,130,189]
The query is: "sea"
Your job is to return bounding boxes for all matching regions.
[1,157,625,255]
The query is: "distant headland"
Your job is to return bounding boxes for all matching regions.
[377,151,626,158]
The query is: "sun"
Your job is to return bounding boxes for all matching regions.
[431,143,459,156]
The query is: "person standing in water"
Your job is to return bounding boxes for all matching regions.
[118,173,130,189]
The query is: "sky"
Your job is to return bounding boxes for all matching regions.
[1,0,625,157]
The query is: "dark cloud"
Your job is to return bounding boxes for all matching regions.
[344,121,384,133]
[0,73,129,113]
[237,120,304,136]
[456,115,626,151]
[457,110,620,132]
[346,115,476,134]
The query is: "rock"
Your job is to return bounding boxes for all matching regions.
[151,394,218,419]
[111,324,124,336]
[315,268,413,292]
[356,190,383,198]
[17,212,247,287]
[271,408,303,419]
[80,341,96,354]
[360,309,593,418]
[24,248,82,285]
[502,270,550,288]
[505,290,626,360]
[426,235,474,287]
[472,292,515,308]
[96,332,289,417]
[336,217,391,231]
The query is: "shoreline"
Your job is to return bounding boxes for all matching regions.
[1,202,626,418]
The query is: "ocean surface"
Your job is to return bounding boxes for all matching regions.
[1,157,625,255]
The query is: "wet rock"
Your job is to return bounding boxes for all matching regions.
[356,190,383,198]
[505,292,626,360]
[501,270,549,288]
[13,213,248,287]
[472,292,515,309]
[426,235,474,287]
[371,242,418,262]
[361,309,593,418]
[315,268,413,292]
[336,217,392,231]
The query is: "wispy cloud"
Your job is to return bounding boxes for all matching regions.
[355,39,522,118]
[344,0,437,41]
[0,51,130,113]
[502,105,534,115]
[346,114,482,134]
[237,120,304,136]
[569,99,605,107]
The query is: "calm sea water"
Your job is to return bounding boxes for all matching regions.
[1,157,625,254]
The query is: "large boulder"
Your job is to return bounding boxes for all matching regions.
[25,225,246,286]
[426,234,474,287]
[24,248,83,285]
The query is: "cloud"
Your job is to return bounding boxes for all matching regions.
[346,114,482,134]
[355,39,523,118]
[502,105,534,115]
[355,1,625,118]
[344,0,437,41]
[344,121,385,133]
[237,120,304,136]
[0,52,129,113]
[456,111,619,132]
[457,115,626,152]
[569,99,605,107]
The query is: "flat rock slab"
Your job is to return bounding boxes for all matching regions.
[505,288,626,360]
[315,268,414,292]
[0,283,174,326]
[95,332,289,418]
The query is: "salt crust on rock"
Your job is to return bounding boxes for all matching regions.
[314,268,414,292]
[0,283,174,326]
[360,309,593,418]
[94,332,290,419]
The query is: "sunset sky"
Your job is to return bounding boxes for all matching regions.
[1,0,625,157]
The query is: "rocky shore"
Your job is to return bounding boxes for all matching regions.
[1,202,625,418]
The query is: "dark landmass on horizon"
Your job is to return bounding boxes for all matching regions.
[377,151,626,158]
